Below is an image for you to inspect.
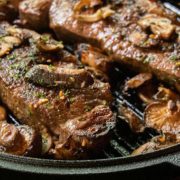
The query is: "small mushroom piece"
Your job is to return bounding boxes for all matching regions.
[0,122,42,156]
[74,0,103,12]
[25,64,94,88]
[17,125,42,156]
[154,87,179,101]
[3,36,22,46]
[41,130,52,155]
[138,82,157,104]
[0,35,22,57]
[124,73,152,91]
[118,105,145,133]
[144,100,180,134]
[77,43,111,73]
[0,122,19,148]
[132,134,180,155]
[138,14,175,40]
[0,106,7,121]
[36,34,64,53]
[75,6,115,22]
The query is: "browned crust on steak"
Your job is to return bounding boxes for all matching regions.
[50,0,180,91]
[0,22,115,159]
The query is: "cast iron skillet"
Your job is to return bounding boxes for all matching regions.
[0,0,179,176]
[0,144,179,175]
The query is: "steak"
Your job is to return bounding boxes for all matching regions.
[0,0,22,21]
[19,0,52,30]
[0,22,115,159]
[49,0,180,91]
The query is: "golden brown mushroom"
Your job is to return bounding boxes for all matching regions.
[144,100,180,134]
[124,73,152,91]
[132,134,180,155]
[118,105,144,133]
[36,34,64,53]
[0,106,7,122]
[0,122,42,156]
[138,14,175,40]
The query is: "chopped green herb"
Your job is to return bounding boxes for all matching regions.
[35,92,46,99]
[169,55,179,62]
[84,105,91,112]
[144,55,155,64]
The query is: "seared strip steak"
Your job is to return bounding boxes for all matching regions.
[0,22,115,159]
[49,0,180,91]
[19,0,52,30]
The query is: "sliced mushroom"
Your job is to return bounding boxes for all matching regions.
[124,73,152,91]
[138,85,179,105]
[74,0,103,12]
[0,35,22,57]
[0,106,7,122]
[41,130,52,155]
[77,43,111,73]
[138,82,157,104]
[36,34,64,53]
[138,14,175,40]
[0,122,41,156]
[118,105,144,133]
[0,122,19,148]
[25,64,94,88]
[132,134,180,155]
[144,100,180,134]
[154,87,179,101]
[75,6,115,22]
[17,125,42,156]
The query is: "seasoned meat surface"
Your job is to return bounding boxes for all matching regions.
[0,22,115,159]
[0,0,23,21]
[49,0,180,91]
[19,0,52,30]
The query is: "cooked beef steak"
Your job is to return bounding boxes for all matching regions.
[49,0,180,91]
[0,22,115,159]
[19,0,52,30]
[0,0,22,21]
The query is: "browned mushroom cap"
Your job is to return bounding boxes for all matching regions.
[17,125,42,156]
[118,105,144,133]
[153,87,179,101]
[41,130,52,155]
[138,85,179,105]
[25,64,94,88]
[144,100,180,134]
[36,34,64,53]
[0,122,19,148]
[74,0,103,12]
[0,122,41,157]
[132,134,180,155]
[77,44,111,73]
[0,35,22,57]
[124,73,152,91]
[138,14,176,40]
[0,106,7,122]
[138,82,157,104]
